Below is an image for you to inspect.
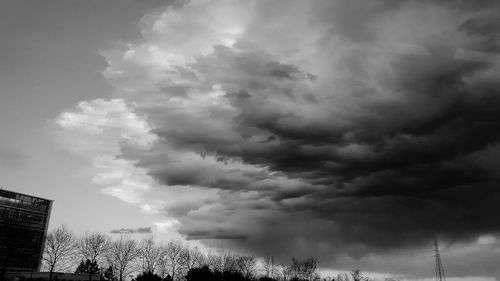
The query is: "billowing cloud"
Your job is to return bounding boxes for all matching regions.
[54,98,158,205]
[57,0,500,279]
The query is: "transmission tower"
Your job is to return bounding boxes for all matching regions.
[433,239,446,281]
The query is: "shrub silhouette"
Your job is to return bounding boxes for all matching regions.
[186,266,256,281]
[133,271,163,281]
[186,266,214,281]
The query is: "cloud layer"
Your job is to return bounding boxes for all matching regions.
[57,0,500,279]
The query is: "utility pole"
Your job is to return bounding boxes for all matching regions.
[433,239,446,281]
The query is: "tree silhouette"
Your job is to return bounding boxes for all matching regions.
[138,237,162,274]
[185,266,213,281]
[102,266,115,281]
[287,257,318,281]
[43,225,76,281]
[350,269,367,281]
[162,241,183,281]
[133,271,163,281]
[36,225,404,281]
[105,237,139,281]
[77,233,109,267]
[75,259,99,274]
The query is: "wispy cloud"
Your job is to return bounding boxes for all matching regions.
[110,227,153,234]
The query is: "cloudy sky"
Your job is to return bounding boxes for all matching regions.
[1,0,500,280]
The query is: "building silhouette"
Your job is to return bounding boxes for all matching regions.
[0,188,52,277]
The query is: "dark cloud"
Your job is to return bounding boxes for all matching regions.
[110,227,152,234]
[211,47,500,253]
[146,27,499,273]
[107,0,500,278]
[459,12,500,53]
[184,229,248,240]
[309,0,500,43]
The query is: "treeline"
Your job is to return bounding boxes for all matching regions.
[42,225,399,281]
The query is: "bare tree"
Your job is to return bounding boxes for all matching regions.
[206,251,224,272]
[334,273,350,281]
[138,236,162,274]
[42,225,77,281]
[77,233,110,281]
[285,257,318,281]
[235,255,256,278]
[279,263,292,281]
[179,246,205,273]
[77,232,110,265]
[302,257,318,281]
[105,237,139,281]
[350,269,367,281]
[157,256,169,279]
[289,258,302,280]
[162,241,183,281]
[221,252,238,272]
[262,256,277,279]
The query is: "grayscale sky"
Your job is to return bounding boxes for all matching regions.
[1,1,500,280]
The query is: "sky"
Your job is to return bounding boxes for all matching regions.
[1,0,500,280]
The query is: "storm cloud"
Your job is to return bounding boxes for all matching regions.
[58,0,500,279]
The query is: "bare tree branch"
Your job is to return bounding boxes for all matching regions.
[42,225,77,280]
